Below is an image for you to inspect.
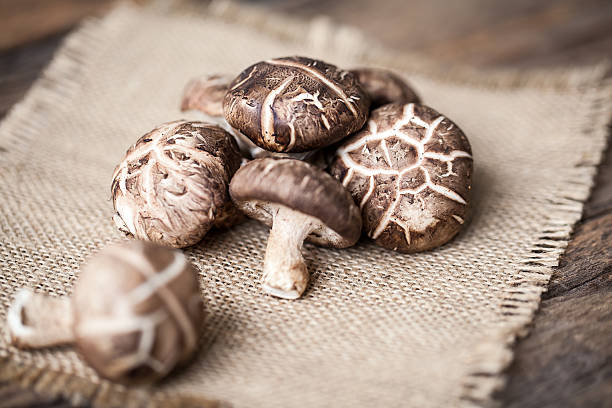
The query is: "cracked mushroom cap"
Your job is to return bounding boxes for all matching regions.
[223,56,370,153]
[111,120,242,248]
[180,74,323,163]
[73,240,203,383]
[330,103,473,253]
[351,68,420,108]
[229,158,362,248]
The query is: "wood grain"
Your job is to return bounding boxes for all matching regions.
[498,211,612,407]
[0,0,610,407]
[0,0,114,51]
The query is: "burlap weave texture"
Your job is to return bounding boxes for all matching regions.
[0,3,610,407]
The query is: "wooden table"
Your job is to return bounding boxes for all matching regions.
[0,0,610,406]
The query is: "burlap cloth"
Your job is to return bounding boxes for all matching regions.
[0,2,611,407]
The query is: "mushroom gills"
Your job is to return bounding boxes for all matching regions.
[262,205,317,299]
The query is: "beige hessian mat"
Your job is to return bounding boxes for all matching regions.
[0,2,610,407]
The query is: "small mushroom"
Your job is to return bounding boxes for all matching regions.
[223,56,370,153]
[330,103,473,252]
[351,68,420,108]
[7,240,203,383]
[111,120,242,247]
[181,73,232,117]
[229,158,361,299]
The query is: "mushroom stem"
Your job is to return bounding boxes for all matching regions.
[7,289,75,349]
[262,206,316,299]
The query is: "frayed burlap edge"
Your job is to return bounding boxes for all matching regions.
[1,2,611,407]
[0,10,223,408]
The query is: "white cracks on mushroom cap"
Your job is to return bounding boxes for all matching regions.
[159,141,226,178]
[113,122,233,238]
[260,159,279,177]
[196,74,229,87]
[287,121,297,150]
[421,167,466,204]
[265,58,358,116]
[76,309,170,375]
[416,195,426,209]
[335,104,472,240]
[321,114,331,130]
[380,139,393,167]
[342,167,354,187]
[372,193,401,239]
[421,116,444,144]
[423,150,473,162]
[425,151,471,179]
[409,115,430,130]
[400,103,415,128]
[440,161,458,178]
[290,90,324,110]
[360,176,375,209]
[261,75,295,146]
[389,216,412,245]
[368,119,378,135]
[7,242,202,383]
[230,65,258,91]
[114,196,137,235]
[428,182,467,205]
[299,175,312,189]
[119,167,129,195]
[452,215,465,224]
[77,247,197,376]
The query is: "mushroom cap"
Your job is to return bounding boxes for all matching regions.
[229,158,362,248]
[223,56,370,153]
[181,85,322,162]
[351,68,420,108]
[181,74,232,117]
[72,240,203,383]
[330,103,473,253]
[111,120,242,248]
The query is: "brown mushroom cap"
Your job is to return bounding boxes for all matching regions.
[180,77,324,163]
[230,158,361,247]
[111,120,242,248]
[223,56,370,153]
[181,74,232,117]
[330,103,473,253]
[73,240,203,383]
[351,68,420,108]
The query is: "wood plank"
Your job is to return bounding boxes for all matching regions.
[0,33,65,117]
[273,0,612,67]
[583,141,612,220]
[0,0,115,51]
[496,212,612,407]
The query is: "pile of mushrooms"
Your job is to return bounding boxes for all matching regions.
[175,56,473,296]
[8,56,473,383]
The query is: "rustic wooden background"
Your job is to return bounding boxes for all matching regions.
[0,0,610,407]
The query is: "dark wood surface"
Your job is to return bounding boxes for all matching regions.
[0,0,610,407]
